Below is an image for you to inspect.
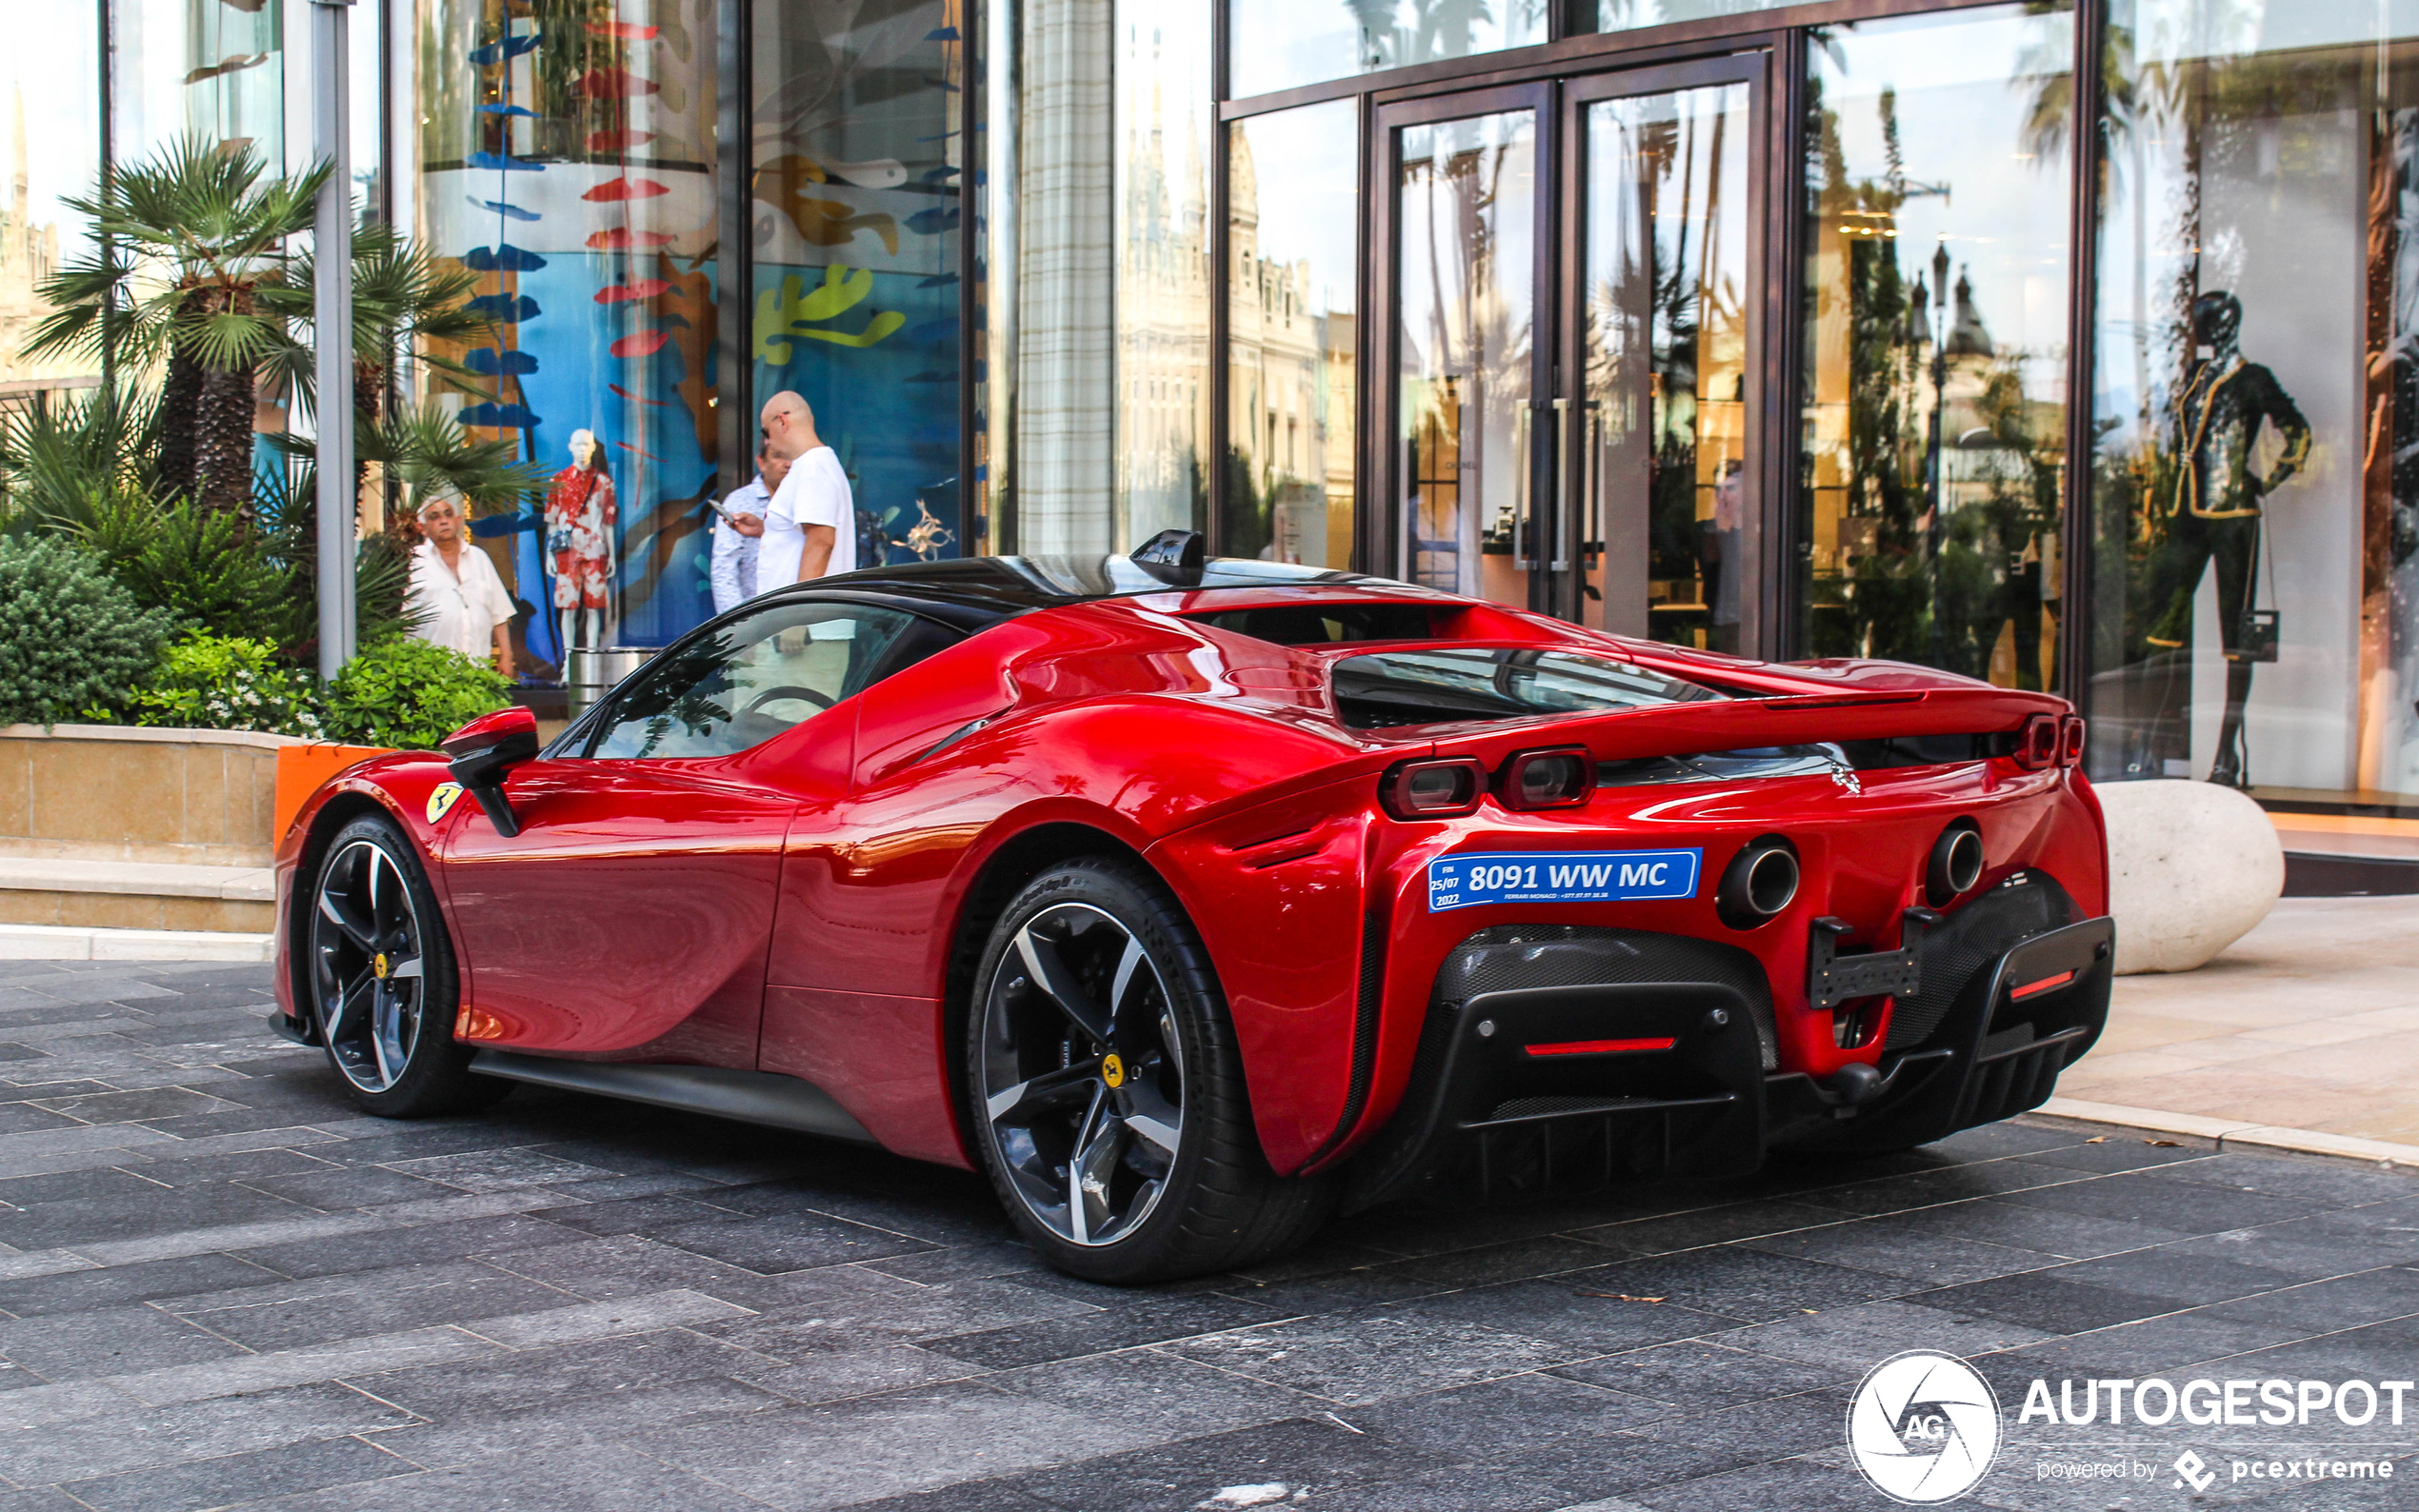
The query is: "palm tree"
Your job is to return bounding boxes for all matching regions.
[266,216,496,430]
[25,137,330,516]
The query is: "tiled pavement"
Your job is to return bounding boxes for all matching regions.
[0,964,2412,1511]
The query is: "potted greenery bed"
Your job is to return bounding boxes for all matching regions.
[0,138,539,882]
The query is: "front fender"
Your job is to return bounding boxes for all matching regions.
[271,754,463,1027]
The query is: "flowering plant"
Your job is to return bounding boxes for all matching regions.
[130,631,326,738]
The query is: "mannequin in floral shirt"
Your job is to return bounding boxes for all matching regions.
[547,428,617,657]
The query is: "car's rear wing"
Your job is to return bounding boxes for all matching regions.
[1428,686,2069,767]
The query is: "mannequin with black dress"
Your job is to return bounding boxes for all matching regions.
[2143,291,2310,787]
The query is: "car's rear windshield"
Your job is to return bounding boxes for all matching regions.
[1331,647,1723,729]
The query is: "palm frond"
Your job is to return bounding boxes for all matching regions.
[360,399,550,515]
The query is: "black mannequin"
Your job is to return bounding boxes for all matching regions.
[2143,291,2309,787]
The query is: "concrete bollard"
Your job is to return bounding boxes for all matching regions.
[2094,779,2283,974]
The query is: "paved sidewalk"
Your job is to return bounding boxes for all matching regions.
[0,962,2411,1509]
[2059,898,2419,1144]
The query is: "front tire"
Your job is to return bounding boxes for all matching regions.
[967,859,1332,1283]
[306,814,510,1118]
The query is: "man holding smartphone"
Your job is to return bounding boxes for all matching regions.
[710,441,790,611]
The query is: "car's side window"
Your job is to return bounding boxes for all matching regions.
[589,601,922,760]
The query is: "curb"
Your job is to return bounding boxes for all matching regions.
[0,925,273,964]
[2035,1095,2419,1168]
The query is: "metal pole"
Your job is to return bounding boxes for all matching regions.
[311,0,356,683]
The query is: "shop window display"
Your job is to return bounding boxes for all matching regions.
[1798,4,2075,689]
[750,0,964,577]
[417,0,721,671]
[2086,0,2419,798]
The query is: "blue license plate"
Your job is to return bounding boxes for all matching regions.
[1426,849,1704,911]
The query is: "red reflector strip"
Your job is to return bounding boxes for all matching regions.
[2009,969,2077,1002]
[1522,1037,1677,1058]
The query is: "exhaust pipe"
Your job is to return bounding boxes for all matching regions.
[1925,822,1985,906]
[1717,837,1799,929]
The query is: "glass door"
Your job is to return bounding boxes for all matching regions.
[1381,87,1547,611]
[1564,62,1761,647]
[1376,60,1764,647]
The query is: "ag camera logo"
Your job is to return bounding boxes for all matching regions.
[1847,1349,2002,1503]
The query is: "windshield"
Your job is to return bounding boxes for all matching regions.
[1331,647,1724,729]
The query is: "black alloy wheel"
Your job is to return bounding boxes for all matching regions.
[306,814,509,1117]
[980,900,1187,1247]
[968,859,1333,1283]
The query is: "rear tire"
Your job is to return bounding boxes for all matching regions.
[305,814,511,1119]
[966,858,1333,1283]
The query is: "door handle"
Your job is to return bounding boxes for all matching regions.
[1514,400,1539,569]
[1549,398,1574,571]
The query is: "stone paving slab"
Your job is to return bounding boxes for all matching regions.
[2074,897,2419,1144]
[0,960,2408,1509]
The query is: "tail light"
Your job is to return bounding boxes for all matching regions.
[2014,713,2061,770]
[1496,746,1594,810]
[2059,715,2086,767]
[1380,758,1485,820]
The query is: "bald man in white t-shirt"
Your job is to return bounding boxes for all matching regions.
[758,390,857,585]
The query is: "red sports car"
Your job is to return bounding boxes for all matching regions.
[271,532,2112,1283]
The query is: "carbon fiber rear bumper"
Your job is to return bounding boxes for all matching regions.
[1342,891,2113,1210]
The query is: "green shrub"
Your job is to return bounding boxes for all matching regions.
[131,630,326,737]
[0,536,175,726]
[325,636,511,750]
[74,484,306,647]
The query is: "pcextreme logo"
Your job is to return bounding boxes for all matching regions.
[1847,1350,2003,1503]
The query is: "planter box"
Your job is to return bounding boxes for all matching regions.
[0,724,300,867]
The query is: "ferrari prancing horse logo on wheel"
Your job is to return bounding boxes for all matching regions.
[1101,1053,1126,1088]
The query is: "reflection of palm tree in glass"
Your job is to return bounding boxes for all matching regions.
[1349,0,1507,72]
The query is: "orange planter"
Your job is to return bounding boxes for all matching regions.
[273,744,396,845]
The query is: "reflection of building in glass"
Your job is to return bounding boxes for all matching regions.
[0,89,71,394]
[1801,9,2072,692]
[1115,21,1210,546]
[1226,127,1353,567]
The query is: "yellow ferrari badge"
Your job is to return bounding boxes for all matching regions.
[427,782,464,823]
[1101,1053,1126,1088]
[373,953,390,979]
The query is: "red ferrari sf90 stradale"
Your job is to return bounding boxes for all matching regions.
[270,531,2112,1283]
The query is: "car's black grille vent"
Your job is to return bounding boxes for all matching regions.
[1884,873,2076,1050]
[1433,925,1777,1071]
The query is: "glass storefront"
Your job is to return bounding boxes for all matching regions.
[414,0,722,668]
[2084,0,2417,799]
[32,0,2419,814]
[752,1,965,576]
[1798,4,2074,688]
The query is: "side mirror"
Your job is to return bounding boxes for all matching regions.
[440,706,540,838]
